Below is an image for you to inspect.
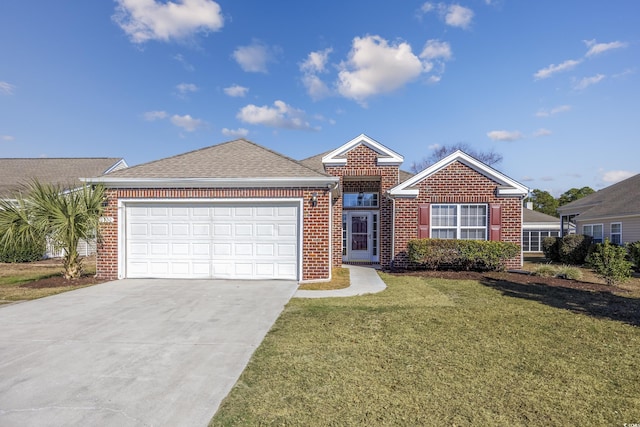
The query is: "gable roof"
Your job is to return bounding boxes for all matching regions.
[88,139,338,188]
[0,157,127,199]
[556,173,640,220]
[388,150,529,197]
[322,134,404,166]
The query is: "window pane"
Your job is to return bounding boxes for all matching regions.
[432,229,456,239]
[432,205,456,226]
[461,229,486,240]
[343,192,379,207]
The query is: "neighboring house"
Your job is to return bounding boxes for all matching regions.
[87,134,528,282]
[522,207,561,252]
[557,173,640,244]
[0,157,128,257]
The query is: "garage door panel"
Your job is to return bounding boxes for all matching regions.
[126,203,299,280]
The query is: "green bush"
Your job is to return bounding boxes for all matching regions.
[0,237,46,263]
[407,239,519,272]
[586,239,633,285]
[558,234,593,265]
[555,265,583,281]
[534,265,556,278]
[542,237,560,262]
[628,241,640,270]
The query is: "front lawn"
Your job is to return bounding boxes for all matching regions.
[211,272,640,426]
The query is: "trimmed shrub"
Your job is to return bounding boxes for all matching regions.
[407,239,519,272]
[558,234,593,265]
[628,241,640,270]
[0,238,46,263]
[542,237,560,262]
[586,239,633,285]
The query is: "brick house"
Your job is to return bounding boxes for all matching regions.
[88,134,528,282]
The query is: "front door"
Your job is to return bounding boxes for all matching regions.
[347,212,373,261]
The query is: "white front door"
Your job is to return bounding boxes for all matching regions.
[347,211,373,261]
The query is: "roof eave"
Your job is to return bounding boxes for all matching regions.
[81,177,339,188]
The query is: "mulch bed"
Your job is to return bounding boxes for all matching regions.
[19,274,108,289]
[397,269,627,294]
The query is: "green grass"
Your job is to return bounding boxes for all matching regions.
[211,272,640,426]
[0,258,97,302]
[297,267,350,290]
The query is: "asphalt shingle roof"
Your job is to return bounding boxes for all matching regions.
[107,139,330,179]
[523,208,559,224]
[557,173,640,220]
[0,158,125,198]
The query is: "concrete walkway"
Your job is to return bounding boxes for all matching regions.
[0,279,297,427]
[295,264,386,298]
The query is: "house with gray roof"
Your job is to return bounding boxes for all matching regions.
[87,134,529,282]
[0,157,128,257]
[557,173,640,244]
[522,207,561,252]
[0,157,128,200]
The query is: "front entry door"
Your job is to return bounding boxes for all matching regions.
[347,212,373,261]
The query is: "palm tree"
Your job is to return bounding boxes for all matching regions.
[0,181,105,279]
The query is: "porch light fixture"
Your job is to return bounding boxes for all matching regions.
[311,192,318,207]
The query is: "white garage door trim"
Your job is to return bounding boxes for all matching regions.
[118,198,303,280]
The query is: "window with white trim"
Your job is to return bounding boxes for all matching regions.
[583,224,603,243]
[343,192,378,208]
[610,223,622,245]
[431,204,487,240]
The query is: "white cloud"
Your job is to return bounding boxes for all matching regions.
[221,128,249,138]
[532,128,552,137]
[233,40,278,73]
[420,39,452,61]
[336,35,428,104]
[176,82,198,95]
[237,100,316,130]
[302,74,332,101]
[0,81,16,95]
[486,130,524,142]
[428,144,441,150]
[300,48,333,100]
[143,110,168,121]
[540,176,555,182]
[584,39,628,57]
[1,135,15,141]
[223,84,249,97]
[170,114,204,131]
[418,3,473,29]
[520,176,535,182]
[536,105,571,117]
[534,59,581,80]
[602,170,635,184]
[573,73,605,90]
[300,48,332,74]
[444,4,474,29]
[113,0,224,44]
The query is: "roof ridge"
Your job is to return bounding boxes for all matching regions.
[118,140,247,171]
[245,141,333,177]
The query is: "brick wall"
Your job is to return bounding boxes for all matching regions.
[325,144,401,268]
[392,161,523,269]
[96,187,331,281]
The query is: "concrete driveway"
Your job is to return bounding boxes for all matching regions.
[0,278,297,427]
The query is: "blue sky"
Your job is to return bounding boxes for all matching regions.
[1,0,638,196]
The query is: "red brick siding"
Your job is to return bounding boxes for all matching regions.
[392,161,523,269]
[325,144,400,267]
[96,187,331,281]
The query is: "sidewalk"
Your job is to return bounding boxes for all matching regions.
[294,264,386,298]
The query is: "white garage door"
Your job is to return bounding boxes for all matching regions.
[124,202,299,280]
